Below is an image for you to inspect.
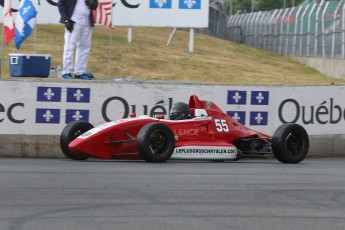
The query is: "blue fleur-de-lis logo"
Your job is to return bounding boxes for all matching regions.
[65,109,89,123]
[43,110,54,122]
[155,0,167,7]
[67,88,90,103]
[36,108,60,124]
[37,87,61,102]
[227,111,246,125]
[255,113,264,124]
[184,0,196,8]
[179,0,201,9]
[73,89,84,101]
[227,90,246,105]
[250,112,268,126]
[256,92,265,103]
[232,92,242,103]
[232,112,241,122]
[251,91,269,105]
[150,0,171,8]
[72,111,83,121]
[43,88,55,101]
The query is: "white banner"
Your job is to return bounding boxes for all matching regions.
[1,80,345,136]
[0,0,209,28]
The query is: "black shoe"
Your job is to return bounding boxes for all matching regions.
[75,73,94,80]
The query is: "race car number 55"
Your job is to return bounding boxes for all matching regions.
[215,119,229,132]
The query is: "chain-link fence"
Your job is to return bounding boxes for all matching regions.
[209,0,345,59]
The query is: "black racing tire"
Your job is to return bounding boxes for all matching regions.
[272,123,309,164]
[60,121,94,160]
[136,123,175,163]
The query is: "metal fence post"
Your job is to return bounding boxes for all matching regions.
[273,9,283,52]
[321,1,330,58]
[248,12,256,46]
[263,11,274,49]
[293,6,303,56]
[279,8,289,54]
[300,5,311,56]
[252,12,261,48]
[307,3,317,57]
[332,1,342,58]
[314,1,325,57]
[285,7,296,55]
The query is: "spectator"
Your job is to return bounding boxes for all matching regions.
[57,0,98,80]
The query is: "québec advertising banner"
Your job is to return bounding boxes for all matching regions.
[0,0,209,28]
[1,80,345,136]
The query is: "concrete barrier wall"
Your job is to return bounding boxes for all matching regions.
[295,57,345,80]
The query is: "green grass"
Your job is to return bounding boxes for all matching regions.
[1,24,344,85]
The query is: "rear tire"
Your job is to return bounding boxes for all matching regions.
[60,121,94,160]
[272,123,309,164]
[136,123,175,162]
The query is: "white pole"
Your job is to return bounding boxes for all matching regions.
[109,0,113,78]
[34,18,37,53]
[128,27,132,43]
[189,28,194,53]
[167,28,177,46]
[109,28,113,78]
[1,25,4,79]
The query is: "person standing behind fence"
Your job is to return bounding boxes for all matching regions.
[57,0,98,80]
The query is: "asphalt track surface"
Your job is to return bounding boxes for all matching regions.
[0,157,344,230]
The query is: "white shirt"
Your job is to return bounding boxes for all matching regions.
[71,0,90,26]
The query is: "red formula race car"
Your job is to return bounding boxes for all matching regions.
[60,95,309,163]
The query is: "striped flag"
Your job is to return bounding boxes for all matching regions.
[93,0,113,27]
[3,0,15,45]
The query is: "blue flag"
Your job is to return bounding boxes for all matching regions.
[227,90,247,105]
[251,91,269,105]
[14,0,37,49]
[250,112,268,126]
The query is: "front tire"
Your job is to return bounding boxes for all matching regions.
[136,123,175,163]
[60,121,94,160]
[272,123,309,164]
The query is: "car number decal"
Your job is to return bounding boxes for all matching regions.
[215,119,229,132]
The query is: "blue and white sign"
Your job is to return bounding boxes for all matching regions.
[150,0,172,9]
[227,90,270,127]
[251,91,269,105]
[179,0,201,9]
[0,0,209,27]
[250,111,268,126]
[36,109,60,124]
[65,109,90,123]
[227,90,247,105]
[35,86,90,125]
[37,87,62,102]
[227,111,246,125]
[114,0,209,27]
[67,88,91,103]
